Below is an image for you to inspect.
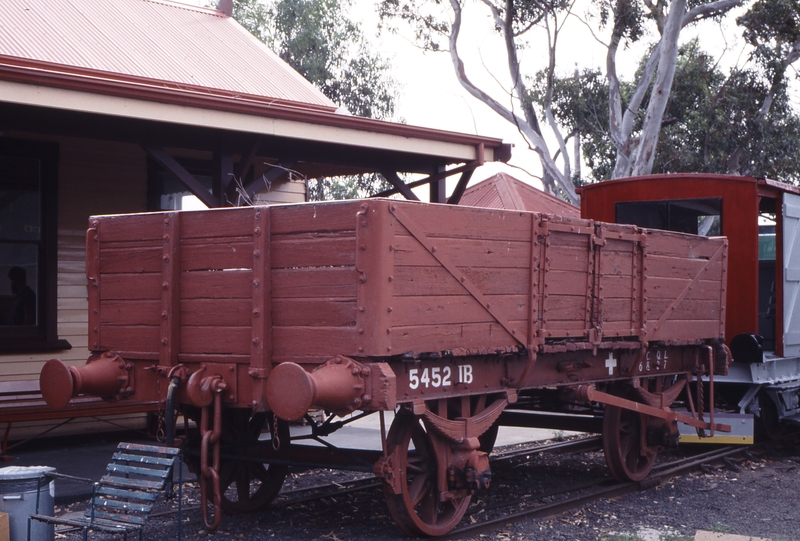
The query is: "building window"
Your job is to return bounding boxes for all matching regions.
[0,139,69,351]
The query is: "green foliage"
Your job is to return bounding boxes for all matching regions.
[532,40,800,184]
[233,0,397,200]
[738,0,800,83]
[530,68,620,180]
[595,0,646,43]
[306,173,392,201]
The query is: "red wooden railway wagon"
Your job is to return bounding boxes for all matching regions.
[39,199,730,536]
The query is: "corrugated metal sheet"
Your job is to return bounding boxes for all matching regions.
[0,0,334,108]
[460,172,579,217]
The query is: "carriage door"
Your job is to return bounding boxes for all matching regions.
[782,192,800,356]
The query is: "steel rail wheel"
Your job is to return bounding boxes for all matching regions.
[384,411,471,537]
[218,411,290,514]
[603,404,657,482]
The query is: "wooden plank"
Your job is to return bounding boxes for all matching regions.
[544,270,592,296]
[540,319,589,334]
[95,214,164,242]
[393,236,530,269]
[648,320,723,341]
[599,275,637,298]
[644,277,724,301]
[57,309,88,323]
[271,236,356,268]
[390,321,522,353]
[99,325,160,353]
[57,273,88,287]
[547,245,592,272]
[179,207,253,239]
[161,212,181,365]
[181,326,250,355]
[646,298,722,321]
[598,298,634,323]
[181,239,253,271]
[99,244,162,274]
[644,254,724,280]
[391,202,533,241]
[251,207,271,399]
[272,267,357,298]
[180,270,252,299]
[272,327,357,357]
[541,295,587,322]
[99,300,161,326]
[599,250,635,276]
[270,201,360,235]
[271,354,332,365]
[58,297,88,310]
[273,298,356,327]
[645,232,725,259]
[391,295,528,326]
[547,229,593,249]
[393,266,529,296]
[100,273,161,300]
[181,299,251,326]
[60,285,91,298]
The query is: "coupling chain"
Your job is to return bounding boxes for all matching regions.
[199,389,223,530]
[272,412,281,451]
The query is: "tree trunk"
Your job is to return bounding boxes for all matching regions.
[629,0,686,176]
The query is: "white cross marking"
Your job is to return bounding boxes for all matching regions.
[605,353,617,375]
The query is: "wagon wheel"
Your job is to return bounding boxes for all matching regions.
[603,399,658,482]
[383,411,471,537]
[218,410,290,514]
[756,391,786,441]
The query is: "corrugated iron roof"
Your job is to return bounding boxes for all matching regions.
[460,172,579,217]
[0,0,335,109]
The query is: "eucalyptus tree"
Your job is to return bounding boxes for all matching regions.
[536,40,800,183]
[379,0,743,201]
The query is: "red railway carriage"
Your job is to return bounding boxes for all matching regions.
[39,198,729,536]
[580,174,800,441]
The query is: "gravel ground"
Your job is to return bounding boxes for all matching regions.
[52,441,800,541]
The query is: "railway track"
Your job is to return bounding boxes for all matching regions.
[444,443,764,539]
[61,434,785,541]
[266,435,604,509]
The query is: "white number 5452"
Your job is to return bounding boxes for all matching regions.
[409,366,454,389]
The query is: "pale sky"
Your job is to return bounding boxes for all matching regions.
[181,0,758,197]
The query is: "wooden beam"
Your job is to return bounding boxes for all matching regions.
[372,161,481,198]
[213,151,235,205]
[144,146,220,208]
[446,169,475,205]
[234,137,263,182]
[382,171,420,201]
[430,165,447,203]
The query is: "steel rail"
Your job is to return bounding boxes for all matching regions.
[441,444,758,539]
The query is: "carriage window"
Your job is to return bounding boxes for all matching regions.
[616,198,722,236]
[758,214,776,261]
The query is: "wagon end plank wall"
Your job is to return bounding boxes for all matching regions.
[88,199,727,404]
